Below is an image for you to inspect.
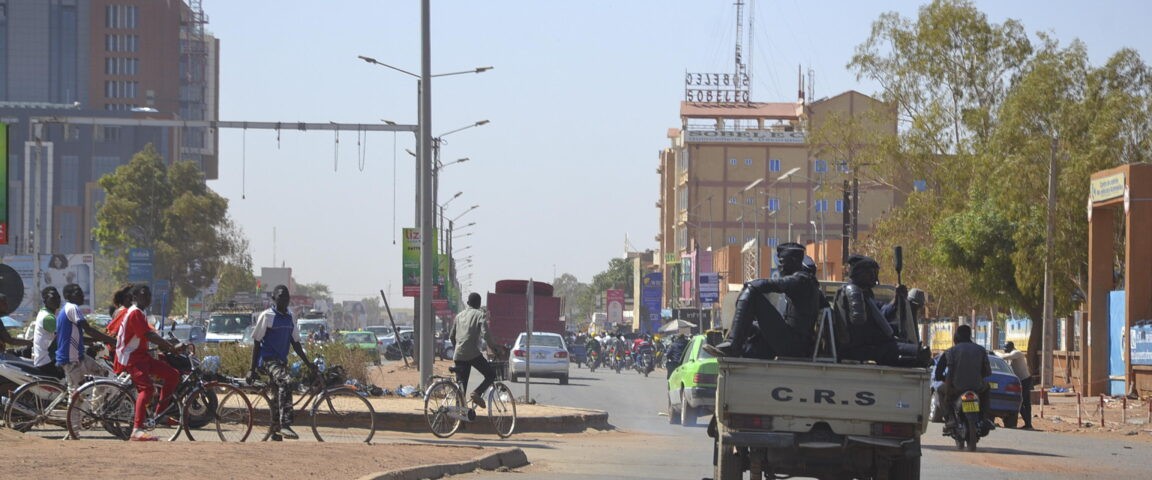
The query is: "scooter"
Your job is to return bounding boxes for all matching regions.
[587,350,601,372]
[946,390,992,451]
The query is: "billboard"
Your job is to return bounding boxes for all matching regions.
[401,227,441,297]
[605,289,625,326]
[640,272,663,334]
[0,254,96,318]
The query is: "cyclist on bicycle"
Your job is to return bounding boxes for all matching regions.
[115,284,183,442]
[448,292,498,409]
[55,284,116,390]
[247,285,318,441]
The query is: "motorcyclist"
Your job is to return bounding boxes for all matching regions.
[934,324,992,433]
[586,335,602,367]
[665,334,690,379]
[705,242,823,359]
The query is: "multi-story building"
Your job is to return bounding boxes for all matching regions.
[0,0,218,256]
[657,89,900,321]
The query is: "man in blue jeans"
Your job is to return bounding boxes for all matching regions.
[248,285,317,440]
[448,293,498,408]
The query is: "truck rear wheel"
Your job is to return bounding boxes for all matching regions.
[715,443,742,480]
[889,455,921,480]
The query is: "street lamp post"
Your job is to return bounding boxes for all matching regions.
[359,46,491,386]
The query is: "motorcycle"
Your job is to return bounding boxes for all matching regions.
[587,350,601,372]
[633,346,655,377]
[946,390,991,451]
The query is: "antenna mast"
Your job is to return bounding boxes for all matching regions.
[734,0,748,104]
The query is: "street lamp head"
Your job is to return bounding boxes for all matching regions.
[777,167,801,182]
[475,67,494,73]
[381,119,398,126]
[475,120,490,126]
[743,178,765,193]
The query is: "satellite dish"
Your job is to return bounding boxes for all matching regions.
[0,264,25,311]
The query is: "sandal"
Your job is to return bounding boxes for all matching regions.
[130,430,160,442]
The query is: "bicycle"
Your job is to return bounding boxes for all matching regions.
[233,362,376,443]
[2,346,115,437]
[423,357,516,439]
[65,350,254,442]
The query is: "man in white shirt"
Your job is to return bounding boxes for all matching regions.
[996,341,1033,429]
[30,287,64,378]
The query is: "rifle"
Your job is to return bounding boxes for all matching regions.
[894,246,908,338]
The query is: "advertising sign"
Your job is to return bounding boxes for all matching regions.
[127,248,153,283]
[699,273,720,307]
[640,272,663,334]
[605,289,625,327]
[0,254,95,318]
[401,227,441,296]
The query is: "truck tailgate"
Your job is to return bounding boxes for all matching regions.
[717,357,930,431]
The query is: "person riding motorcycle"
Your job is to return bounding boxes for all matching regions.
[934,324,992,433]
[586,335,603,368]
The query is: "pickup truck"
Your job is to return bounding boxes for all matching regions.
[712,282,931,480]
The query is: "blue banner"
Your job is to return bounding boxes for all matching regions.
[640,272,663,334]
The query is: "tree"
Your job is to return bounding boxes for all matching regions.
[94,144,245,302]
[553,273,593,328]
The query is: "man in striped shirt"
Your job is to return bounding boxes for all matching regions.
[54,284,116,389]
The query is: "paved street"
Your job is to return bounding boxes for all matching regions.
[446,363,1149,480]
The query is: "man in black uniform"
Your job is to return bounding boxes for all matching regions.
[935,324,992,431]
[833,254,905,365]
[705,242,823,359]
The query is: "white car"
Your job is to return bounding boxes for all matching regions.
[508,332,570,385]
[365,325,397,349]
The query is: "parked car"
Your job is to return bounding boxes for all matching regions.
[164,324,207,348]
[341,330,383,365]
[365,325,396,350]
[666,334,718,426]
[508,332,570,384]
[384,329,414,360]
[930,353,1023,427]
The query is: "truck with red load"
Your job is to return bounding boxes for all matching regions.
[484,279,563,348]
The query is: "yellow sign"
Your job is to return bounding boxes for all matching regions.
[1090,173,1125,202]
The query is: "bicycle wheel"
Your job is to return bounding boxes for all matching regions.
[5,380,68,436]
[183,384,253,442]
[246,390,276,441]
[487,382,517,438]
[310,387,375,443]
[66,380,134,440]
[423,380,463,438]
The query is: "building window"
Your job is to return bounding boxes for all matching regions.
[814,159,827,173]
[767,237,779,248]
[744,158,753,166]
[814,199,829,212]
[61,156,80,206]
[728,235,737,244]
[729,158,737,166]
[728,196,737,205]
[768,198,779,211]
[64,125,80,141]
[835,199,844,212]
[96,126,121,143]
[769,159,781,172]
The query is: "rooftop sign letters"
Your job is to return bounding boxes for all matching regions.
[685,129,806,145]
[1090,172,1125,202]
[685,72,750,103]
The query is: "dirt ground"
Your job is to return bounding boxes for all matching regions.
[0,360,574,480]
[4,362,1150,479]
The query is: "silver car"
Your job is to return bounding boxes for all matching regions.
[508,332,570,385]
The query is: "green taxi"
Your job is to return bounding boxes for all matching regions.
[666,334,718,426]
[340,330,383,365]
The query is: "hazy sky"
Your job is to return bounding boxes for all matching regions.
[204,1,1151,307]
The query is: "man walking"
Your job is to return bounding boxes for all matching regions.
[448,292,498,409]
[997,341,1033,429]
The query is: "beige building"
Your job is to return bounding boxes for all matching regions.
[657,90,901,321]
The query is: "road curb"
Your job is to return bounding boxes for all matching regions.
[355,447,529,480]
[371,403,612,434]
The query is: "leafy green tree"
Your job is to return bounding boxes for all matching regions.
[94,144,244,304]
[553,273,593,330]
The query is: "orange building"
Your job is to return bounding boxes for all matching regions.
[657,91,901,323]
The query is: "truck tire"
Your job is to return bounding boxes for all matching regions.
[889,455,921,480]
[715,443,742,480]
[681,391,698,426]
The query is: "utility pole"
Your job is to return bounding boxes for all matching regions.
[1042,137,1058,388]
